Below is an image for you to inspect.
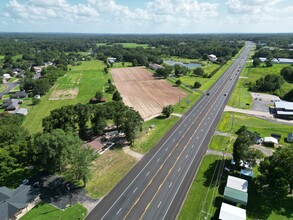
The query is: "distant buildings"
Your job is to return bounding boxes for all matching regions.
[208,54,217,62]
[107,57,117,64]
[258,57,293,64]
[274,101,293,119]
[149,63,164,71]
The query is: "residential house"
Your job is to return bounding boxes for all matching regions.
[107,57,117,64]
[208,54,217,62]
[219,202,246,220]
[2,99,20,111]
[223,176,248,206]
[0,185,39,220]
[13,108,28,116]
[11,90,28,99]
[149,63,164,71]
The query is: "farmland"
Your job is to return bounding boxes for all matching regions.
[111,67,187,119]
[23,60,111,133]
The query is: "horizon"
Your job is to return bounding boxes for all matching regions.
[1,0,293,34]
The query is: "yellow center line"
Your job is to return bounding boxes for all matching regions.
[122,49,245,220]
[138,74,230,220]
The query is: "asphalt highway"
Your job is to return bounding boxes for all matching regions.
[86,41,254,220]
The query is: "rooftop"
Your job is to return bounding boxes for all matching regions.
[226,175,248,193]
[219,202,246,220]
[263,137,278,145]
[224,187,248,206]
[275,101,293,110]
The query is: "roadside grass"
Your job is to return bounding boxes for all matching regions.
[217,112,292,145]
[0,83,7,92]
[114,43,149,48]
[132,115,179,154]
[209,135,235,154]
[21,203,87,220]
[178,155,225,220]
[86,149,137,198]
[228,59,292,109]
[172,91,202,114]
[23,60,110,134]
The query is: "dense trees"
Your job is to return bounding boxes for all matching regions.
[112,90,122,101]
[193,67,204,76]
[252,58,261,67]
[283,89,293,102]
[155,65,173,78]
[280,66,293,83]
[193,81,201,88]
[233,126,260,166]
[175,79,182,86]
[174,64,189,76]
[249,74,284,93]
[259,146,293,199]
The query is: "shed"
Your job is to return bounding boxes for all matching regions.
[219,202,246,220]
[149,63,164,71]
[223,187,248,206]
[226,175,248,192]
[263,137,278,145]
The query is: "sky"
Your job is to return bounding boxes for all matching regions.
[0,0,292,33]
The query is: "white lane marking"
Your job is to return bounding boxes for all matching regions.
[178,167,181,172]
[169,182,173,188]
[116,208,122,215]
[186,154,189,159]
[157,201,162,208]
[146,171,150,176]
[133,187,137,194]
[157,158,160,163]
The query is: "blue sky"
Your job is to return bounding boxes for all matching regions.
[0,0,292,33]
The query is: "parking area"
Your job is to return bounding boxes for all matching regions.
[250,92,280,112]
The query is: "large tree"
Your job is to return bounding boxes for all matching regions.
[193,67,204,76]
[162,105,173,118]
[280,66,293,83]
[259,146,293,199]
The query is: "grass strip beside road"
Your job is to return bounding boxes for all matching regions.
[21,203,87,220]
[209,135,235,154]
[178,155,224,220]
[86,149,137,198]
[217,112,293,145]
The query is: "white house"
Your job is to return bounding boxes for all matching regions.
[219,202,246,220]
[263,137,278,145]
[208,54,217,62]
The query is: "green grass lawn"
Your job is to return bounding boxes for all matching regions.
[0,83,7,92]
[132,115,179,153]
[111,61,132,68]
[23,60,111,134]
[209,135,235,154]
[217,112,293,145]
[114,42,149,48]
[21,203,87,220]
[228,58,293,109]
[86,149,137,198]
[178,155,225,220]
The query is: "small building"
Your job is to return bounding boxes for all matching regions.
[223,187,248,206]
[13,108,28,116]
[2,74,12,80]
[0,185,39,220]
[2,99,20,111]
[11,90,28,99]
[107,57,117,63]
[219,202,246,220]
[287,133,293,142]
[240,168,253,178]
[274,101,293,119]
[226,175,248,193]
[263,136,278,146]
[208,54,217,62]
[149,63,164,71]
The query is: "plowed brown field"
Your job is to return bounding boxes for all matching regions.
[111,67,187,120]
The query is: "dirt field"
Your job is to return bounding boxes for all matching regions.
[111,67,187,119]
[49,88,79,100]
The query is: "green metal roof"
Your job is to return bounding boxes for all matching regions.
[224,187,248,206]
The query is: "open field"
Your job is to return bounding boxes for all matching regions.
[217,112,293,145]
[23,61,111,133]
[132,115,179,153]
[178,155,224,220]
[209,135,235,154]
[111,67,187,119]
[21,203,87,220]
[114,43,149,48]
[86,149,137,198]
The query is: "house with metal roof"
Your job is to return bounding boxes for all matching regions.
[226,175,248,193]
[149,63,164,71]
[0,185,39,220]
[13,108,28,116]
[263,137,278,146]
[219,202,246,220]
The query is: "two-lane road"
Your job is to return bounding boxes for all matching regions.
[86,41,253,220]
